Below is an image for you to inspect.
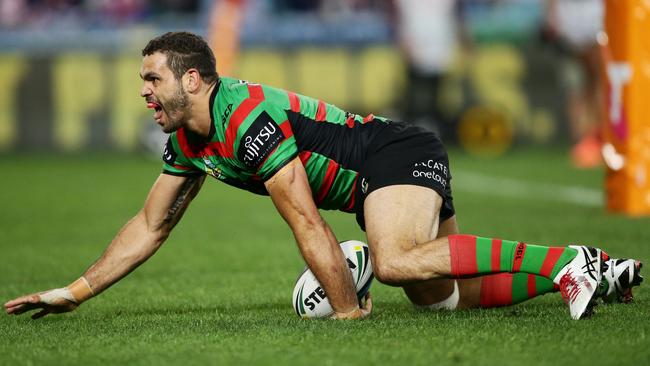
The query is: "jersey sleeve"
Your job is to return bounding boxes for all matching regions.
[161,136,205,177]
[234,101,298,181]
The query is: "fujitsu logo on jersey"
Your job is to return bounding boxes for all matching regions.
[238,111,285,168]
[243,122,277,163]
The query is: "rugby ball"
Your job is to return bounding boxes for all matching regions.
[292,240,374,318]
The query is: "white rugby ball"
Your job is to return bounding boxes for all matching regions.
[292,240,374,318]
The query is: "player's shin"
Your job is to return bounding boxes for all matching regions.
[478,273,556,308]
[447,234,577,281]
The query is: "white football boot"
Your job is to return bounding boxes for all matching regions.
[553,245,603,320]
[600,256,643,304]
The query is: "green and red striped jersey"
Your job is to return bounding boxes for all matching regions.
[162,77,389,212]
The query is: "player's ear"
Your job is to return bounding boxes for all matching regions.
[184,68,201,93]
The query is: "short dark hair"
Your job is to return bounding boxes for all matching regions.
[142,31,218,85]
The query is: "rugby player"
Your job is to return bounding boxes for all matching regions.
[5,32,642,321]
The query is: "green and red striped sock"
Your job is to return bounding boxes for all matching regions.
[479,273,557,307]
[448,234,578,281]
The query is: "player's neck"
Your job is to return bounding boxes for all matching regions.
[183,82,217,138]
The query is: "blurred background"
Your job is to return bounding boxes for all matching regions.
[0,0,609,167]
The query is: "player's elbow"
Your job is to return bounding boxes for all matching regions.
[132,230,168,264]
[136,209,173,242]
[133,211,171,249]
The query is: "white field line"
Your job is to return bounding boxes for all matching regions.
[452,171,603,207]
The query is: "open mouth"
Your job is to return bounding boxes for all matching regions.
[146,101,163,122]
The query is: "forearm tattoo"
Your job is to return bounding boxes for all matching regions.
[163,175,205,228]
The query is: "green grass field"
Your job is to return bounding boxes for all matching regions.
[1,149,649,366]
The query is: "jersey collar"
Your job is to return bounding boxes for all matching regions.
[207,78,221,141]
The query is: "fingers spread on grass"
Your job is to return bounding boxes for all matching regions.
[31,309,50,320]
[5,295,42,315]
[4,294,39,309]
[6,304,25,315]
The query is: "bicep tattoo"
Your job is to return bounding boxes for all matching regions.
[163,175,206,228]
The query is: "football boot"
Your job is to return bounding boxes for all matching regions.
[599,254,643,304]
[553,245,603,320]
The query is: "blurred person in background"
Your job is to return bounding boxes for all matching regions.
[543,0,604,168]
[392,0,463,140]
[0,0,85,28]
[207,0,246,77]
[0,0,200,29]
[0,0,27,28]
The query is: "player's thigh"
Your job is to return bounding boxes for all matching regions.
[402,215,460,305]
[364,184,442,265]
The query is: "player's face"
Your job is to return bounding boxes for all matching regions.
[139,52,190,133]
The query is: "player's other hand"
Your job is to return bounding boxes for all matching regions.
[4,288,78,320]
[331,292,373,320]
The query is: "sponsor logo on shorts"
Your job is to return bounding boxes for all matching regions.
[361,178,369,194]
[412,160,448,188]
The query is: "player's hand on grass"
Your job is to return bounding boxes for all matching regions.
[331,292,372,320]
[4,288,79,320]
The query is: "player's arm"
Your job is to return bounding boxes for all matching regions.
[265,158,371,319]
[4,173,205,319]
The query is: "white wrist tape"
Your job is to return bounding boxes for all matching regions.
[417,280,460,311]
[40,287,77,304]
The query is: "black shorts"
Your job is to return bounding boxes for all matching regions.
[355,122,455,231]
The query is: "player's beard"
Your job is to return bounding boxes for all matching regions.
[161,83,190,133]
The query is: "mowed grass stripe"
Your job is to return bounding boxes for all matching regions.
[453,170,603,207]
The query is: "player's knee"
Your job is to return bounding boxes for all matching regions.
[372,256,407,286]
[373,266,401,286]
